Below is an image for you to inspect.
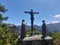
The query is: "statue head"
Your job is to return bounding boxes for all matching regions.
[22,19,25,22]
[42,20,45,23]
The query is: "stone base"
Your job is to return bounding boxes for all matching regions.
[17,35,53,45]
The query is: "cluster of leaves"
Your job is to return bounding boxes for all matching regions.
[26,29,41,36]
[50,32,60,45]
[0,23,18,45]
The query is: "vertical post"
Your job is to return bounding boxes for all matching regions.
[30,9,34,36]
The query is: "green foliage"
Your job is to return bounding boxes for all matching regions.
[0,23,18,45]
[0,3,8,24]
[0,3,7,13]
[51,32,60,40]
[0,4,17,45]
[0,14,8,23]
[26,29,41,36]
[51,32,60,45]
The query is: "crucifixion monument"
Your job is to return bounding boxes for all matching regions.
[24,9,39,36]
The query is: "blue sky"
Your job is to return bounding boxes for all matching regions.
[0,0,60,26]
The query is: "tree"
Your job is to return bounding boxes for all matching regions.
[0,3,19,45]
[0,3,7,13]
[0,3,8,24]
[0,14,8,23]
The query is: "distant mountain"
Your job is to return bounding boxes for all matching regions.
[46,23,60,32]
[17,23,60,34]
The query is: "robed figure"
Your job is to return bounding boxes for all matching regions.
[20,19,26,39]
[42,20,46,39]
[16,20,26,45]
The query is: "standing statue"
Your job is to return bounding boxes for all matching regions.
[42,20,46,39]
[20,19,26,39]
[16,20,26,45]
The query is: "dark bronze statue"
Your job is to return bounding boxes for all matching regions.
[42,20,46,40]
[24,9,39,36]
[20,19,26,39]
[16,20,26,45]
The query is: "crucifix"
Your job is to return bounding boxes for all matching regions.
[24,9,39,36]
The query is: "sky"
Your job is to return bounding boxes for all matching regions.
[0,0,60,26]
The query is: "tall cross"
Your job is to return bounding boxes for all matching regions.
[24,9,39,36]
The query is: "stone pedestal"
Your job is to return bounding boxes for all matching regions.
[17,35,53,45]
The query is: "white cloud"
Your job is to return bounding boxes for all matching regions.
[51,21,59,24]
[54,14,60,18]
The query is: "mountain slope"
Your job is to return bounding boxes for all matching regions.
[17,23,60,33]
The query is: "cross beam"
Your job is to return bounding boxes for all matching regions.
[24,9,39,36]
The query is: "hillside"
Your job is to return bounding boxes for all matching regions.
[17,23,60,33]
[46,23,60,32]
